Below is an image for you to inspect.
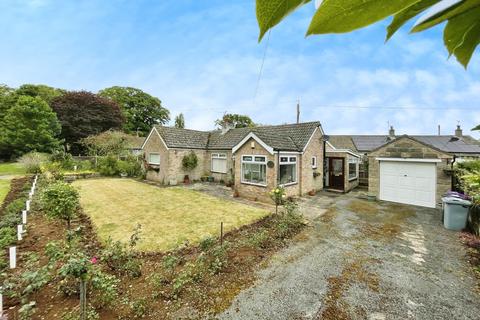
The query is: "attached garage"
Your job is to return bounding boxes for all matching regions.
[368,136,453,209]
[378,159,439,208]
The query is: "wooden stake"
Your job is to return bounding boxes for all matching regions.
[22,210,27,224]
[220,222,224,246]
[17,225,23,241]
[0,292,3,317]
[9,247,16,269]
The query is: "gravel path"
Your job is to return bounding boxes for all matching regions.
[219,192,479,320]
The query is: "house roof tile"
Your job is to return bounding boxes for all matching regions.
[153,121,321,152]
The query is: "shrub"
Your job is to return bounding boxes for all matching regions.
[162,253,180,278]
[207,245,228,275]
[0,227,16,249]
[90,270,120,308]
[284,198,299,216]
[19,301,36,320]
[182,152,198,172]
[199,236,216,252]
[18,152,50,173]
[41,161,65,181]
[41,181,80,229]
[130,297,149,318]
[269,186,286,215]
[117,157,142,177]
[247,229,270,249]
[62,304,99,320]
[97,156,119,176]
[50,151,75,170]
[101,226,142,277]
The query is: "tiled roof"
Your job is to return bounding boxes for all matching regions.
[153,121,321,152]
[330,134,480,154]
[154,126,210,149]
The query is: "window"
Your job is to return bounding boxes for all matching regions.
[279,155,297,185]
[149,153,160,165]
[241,155,267,185]
[312,156,317,169]
[211,153,227,173]
[348,156,358,180]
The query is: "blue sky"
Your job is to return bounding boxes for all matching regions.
[1,0,479,138]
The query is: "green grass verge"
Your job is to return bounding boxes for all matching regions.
[0,179,11,206]
[73,178,270,252]
[0,163,26,175]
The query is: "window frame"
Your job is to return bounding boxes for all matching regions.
[348,156,359,181]
[312,156,317,169]
[279,154,298,186]
[148,153,161,165]
[211,153,228,174]
[241,155,267,187]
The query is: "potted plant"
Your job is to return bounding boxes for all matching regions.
[182,152,198,184]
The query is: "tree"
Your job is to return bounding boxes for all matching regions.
[256,0,480,68]
[215,113,255,129]
[51,91,125,154]
[15,84,65,104]
[98,86,169,135]
[174,113,185,128]
[473,125,480,131]
[0,96,61,158]
[0,84,16,118]
[81,130,133,156]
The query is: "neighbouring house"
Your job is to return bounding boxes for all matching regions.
[125,135,146,156]
[329,125,480,208]
[141,122,326,202]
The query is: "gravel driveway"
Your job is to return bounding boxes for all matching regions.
[219,192,479,320]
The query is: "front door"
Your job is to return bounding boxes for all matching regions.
[329,158,344,190]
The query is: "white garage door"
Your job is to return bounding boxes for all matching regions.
[379,161,437,208]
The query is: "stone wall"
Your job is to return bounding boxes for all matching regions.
[368,137,452,207]
[205,150,234,182]
[143,129,169,183]
[302,129,324,194]
[167,149,207,184]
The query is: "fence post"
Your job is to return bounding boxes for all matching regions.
[80,279,87,320]
[9,247,16,269]
[22,210,27,224]
[17,225,23,241]
[220,222,224,246]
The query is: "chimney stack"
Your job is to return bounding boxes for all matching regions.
[389,126,395,138]
[455,124,463,137]
[296,100,300,124]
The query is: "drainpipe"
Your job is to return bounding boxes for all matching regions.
[451,155,456,191]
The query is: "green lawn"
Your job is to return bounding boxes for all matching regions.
[0,179,12,205]
[73,178,270,252]
[0,162,26,175]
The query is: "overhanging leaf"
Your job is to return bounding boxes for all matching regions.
[386,0,441,41]
[444,6,480,67]
[307,0,420,35]
[412,0,480,32]
[256,0,312,42]
[472,125,480,131]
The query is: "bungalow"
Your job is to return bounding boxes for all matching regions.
[141,121,326,202]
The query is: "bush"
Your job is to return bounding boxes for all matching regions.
[90,270,120,308]
[207,245,228,275]
[199,236,216,252]
[97,156,119,176]
[182,152,198,172]
[50,151,75,170]
[101,227,142,277]
[247,229,270,249]
[117,157,142,177]
[0,227,16,249]
[18,152,50,173]
[41,181,80,229]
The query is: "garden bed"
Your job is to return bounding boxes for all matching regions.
[2,176,305,319]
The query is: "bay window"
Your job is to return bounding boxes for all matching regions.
[241,155,267,185]
[279,156,297,185]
